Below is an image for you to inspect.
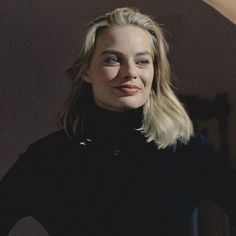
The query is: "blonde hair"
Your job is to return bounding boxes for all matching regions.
[58,7,193,148]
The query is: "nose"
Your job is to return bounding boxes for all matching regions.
[121,61,137,80]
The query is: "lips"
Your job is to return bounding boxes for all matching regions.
[114,84,141,95]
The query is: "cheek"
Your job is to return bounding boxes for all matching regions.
[94,67,119,82]
[143,70,154,88]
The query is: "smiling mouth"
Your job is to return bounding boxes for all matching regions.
[114,85,141,95]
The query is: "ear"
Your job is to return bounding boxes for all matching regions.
[83,71,92,83]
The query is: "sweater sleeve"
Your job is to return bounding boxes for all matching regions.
[210,156,236,233]
[0,146,40,236]
[190,135,236,233]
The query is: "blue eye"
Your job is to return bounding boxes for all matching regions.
[104,56,120,65]
[137,58,151,66]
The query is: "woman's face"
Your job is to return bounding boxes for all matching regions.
[85,25,154,111]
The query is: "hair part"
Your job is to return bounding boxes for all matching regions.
[58,7,193,149]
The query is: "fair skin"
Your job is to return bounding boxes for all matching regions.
[202,0,236,24]
[84,25,154,112]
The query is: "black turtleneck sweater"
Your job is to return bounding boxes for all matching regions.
[1,104,236,236]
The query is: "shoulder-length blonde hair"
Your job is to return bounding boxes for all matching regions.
[58,7,193,148]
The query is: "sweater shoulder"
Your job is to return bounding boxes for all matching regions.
[25,129,74,155]
[176,133,222,165]
[180,133,217,153]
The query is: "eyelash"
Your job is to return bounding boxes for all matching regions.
[104,56,120,65]
[103,56,151,66]
[136,58,151,66]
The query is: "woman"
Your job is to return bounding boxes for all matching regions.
[1,7,236,236]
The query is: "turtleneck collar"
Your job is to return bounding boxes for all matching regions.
[83,101,144,145]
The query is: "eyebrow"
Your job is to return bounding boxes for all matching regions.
[100,49,152,57]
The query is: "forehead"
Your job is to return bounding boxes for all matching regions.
[94,25,153,55]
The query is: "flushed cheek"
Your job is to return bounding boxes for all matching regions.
[95,67,119,82]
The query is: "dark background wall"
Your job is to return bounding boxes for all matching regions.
[0,0,236,234]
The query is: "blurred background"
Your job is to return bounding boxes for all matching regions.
[0,0,236,235]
